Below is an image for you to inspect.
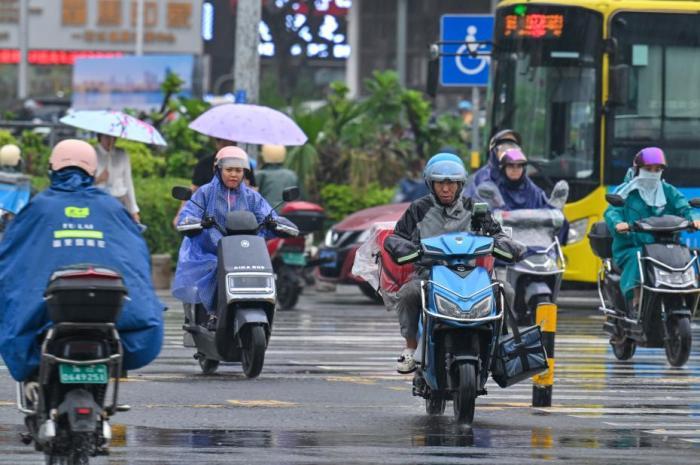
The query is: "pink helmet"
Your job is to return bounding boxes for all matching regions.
[634,147,667,169]
[500,148,528,166]
[49,139,97,176]
[215,146,250,170]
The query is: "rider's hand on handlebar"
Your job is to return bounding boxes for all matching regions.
[693,220,700,231]
[201,216,215,228]
[615,222,630,233]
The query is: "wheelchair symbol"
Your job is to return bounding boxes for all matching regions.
[455,25,490,76]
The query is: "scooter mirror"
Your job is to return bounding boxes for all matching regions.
[282,186,300,202]
[605,194,625,207]
[172,186,192,201]
[689,198,700,208]
[549,180,570,210]
[476,182,505,210]
[472,202,489,216]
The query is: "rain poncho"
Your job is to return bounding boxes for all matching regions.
[172,174,277,312]
[605,178,694,299]
[463,150,499,199]
[0,169,165,381]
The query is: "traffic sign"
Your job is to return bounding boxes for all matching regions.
[440,15,494,87]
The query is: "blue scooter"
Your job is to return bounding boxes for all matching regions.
[386,207,518,424]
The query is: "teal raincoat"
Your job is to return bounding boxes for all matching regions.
[604,182,694,299]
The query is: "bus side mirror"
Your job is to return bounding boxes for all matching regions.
[608,64,629,106]
[426,44,439,98]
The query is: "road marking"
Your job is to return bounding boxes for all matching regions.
[324,376,376,385]
[226,400,298,408]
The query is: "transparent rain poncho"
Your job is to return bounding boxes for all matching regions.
[172,175,276,312]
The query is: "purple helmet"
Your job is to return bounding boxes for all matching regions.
[500,148,528,166]
[634,147,667,169]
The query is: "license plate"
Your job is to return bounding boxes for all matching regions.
[281,251,307,266]
[59,364,108,384]
[319,249,337,268]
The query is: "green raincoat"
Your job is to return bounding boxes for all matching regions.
[604,182,694,299]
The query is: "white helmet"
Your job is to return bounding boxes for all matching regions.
[0,144,21,167]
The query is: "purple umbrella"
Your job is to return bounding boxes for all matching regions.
[188,103,308,146]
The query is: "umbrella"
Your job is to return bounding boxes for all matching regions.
[60,111,167,146]
[189,103,308,146]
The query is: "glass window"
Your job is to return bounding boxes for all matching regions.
[608,13,700,187]
[492,5,602,199]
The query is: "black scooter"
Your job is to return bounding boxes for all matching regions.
[18,264,129,464]
[172,186,299,378]
[589,194,700,367]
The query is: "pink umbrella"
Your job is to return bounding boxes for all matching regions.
[188,103,308,146]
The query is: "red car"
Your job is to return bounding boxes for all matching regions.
[316,202,409,302]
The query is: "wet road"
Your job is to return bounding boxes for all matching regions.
[1,286,700,464]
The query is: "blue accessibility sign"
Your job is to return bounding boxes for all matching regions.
[440,15,494,87]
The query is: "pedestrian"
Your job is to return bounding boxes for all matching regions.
[94,134,140,223]
[256,144,298,209]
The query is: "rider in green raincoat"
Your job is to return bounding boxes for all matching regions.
[604,148,700,310]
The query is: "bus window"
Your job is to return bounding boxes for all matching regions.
[491,5,602,200]
[607,12,700,187]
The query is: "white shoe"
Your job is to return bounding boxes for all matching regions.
[396,349,416,374]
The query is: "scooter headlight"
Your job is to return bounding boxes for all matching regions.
[434,294,492,319]
[654,267,697,287]
[472,295,493,318]
[227,273,275,294]
[435,294,461,318]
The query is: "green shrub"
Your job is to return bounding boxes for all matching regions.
[320,182,395,221]
[115,139,165,178]
[134,176,189,259]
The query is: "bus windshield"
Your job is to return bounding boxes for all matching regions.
[607,12,700,187]
[491,5,602,200]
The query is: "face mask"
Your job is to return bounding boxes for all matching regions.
[637,169,662,188]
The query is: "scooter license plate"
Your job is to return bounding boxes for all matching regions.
[319,249,337,268]
[282,251,307,266]
[58,364,108,384]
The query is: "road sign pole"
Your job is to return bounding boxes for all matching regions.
[471,86,480,157]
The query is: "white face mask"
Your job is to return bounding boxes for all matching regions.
[637,168,662,189]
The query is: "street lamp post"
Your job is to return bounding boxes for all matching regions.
[17,0,28,99]
[135,0,145,56]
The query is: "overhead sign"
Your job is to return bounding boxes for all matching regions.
[440,15,494,87]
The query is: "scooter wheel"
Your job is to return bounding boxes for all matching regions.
[241,325,267,378]
[453,363,477,424]
[665,316,691,367]
[198,358,220,375]
[611,337,636,361]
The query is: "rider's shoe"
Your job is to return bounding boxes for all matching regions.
[396,349,417,374]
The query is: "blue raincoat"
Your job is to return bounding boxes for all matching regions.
[463,151,499,199]
[0,169,165,381]
[172,174,277,312]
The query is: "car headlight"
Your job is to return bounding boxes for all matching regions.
[324,228,337,247]
[654,267,696,287]
[567,218,589,245]
[227,274,275,294]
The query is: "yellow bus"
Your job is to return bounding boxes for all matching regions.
[488,0,700,282]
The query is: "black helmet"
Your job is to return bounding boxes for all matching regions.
[488,129,521,153]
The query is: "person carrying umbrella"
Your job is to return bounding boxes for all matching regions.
[59,110,168,225]
[95,134,140,223]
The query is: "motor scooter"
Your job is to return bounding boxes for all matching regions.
[589,194,700,366]
[0,171,31,240]
[476,181,569,325]
[384,203,535,424]
[266,201,326,310]
[172,186,300,377]
[18,264,129,464]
